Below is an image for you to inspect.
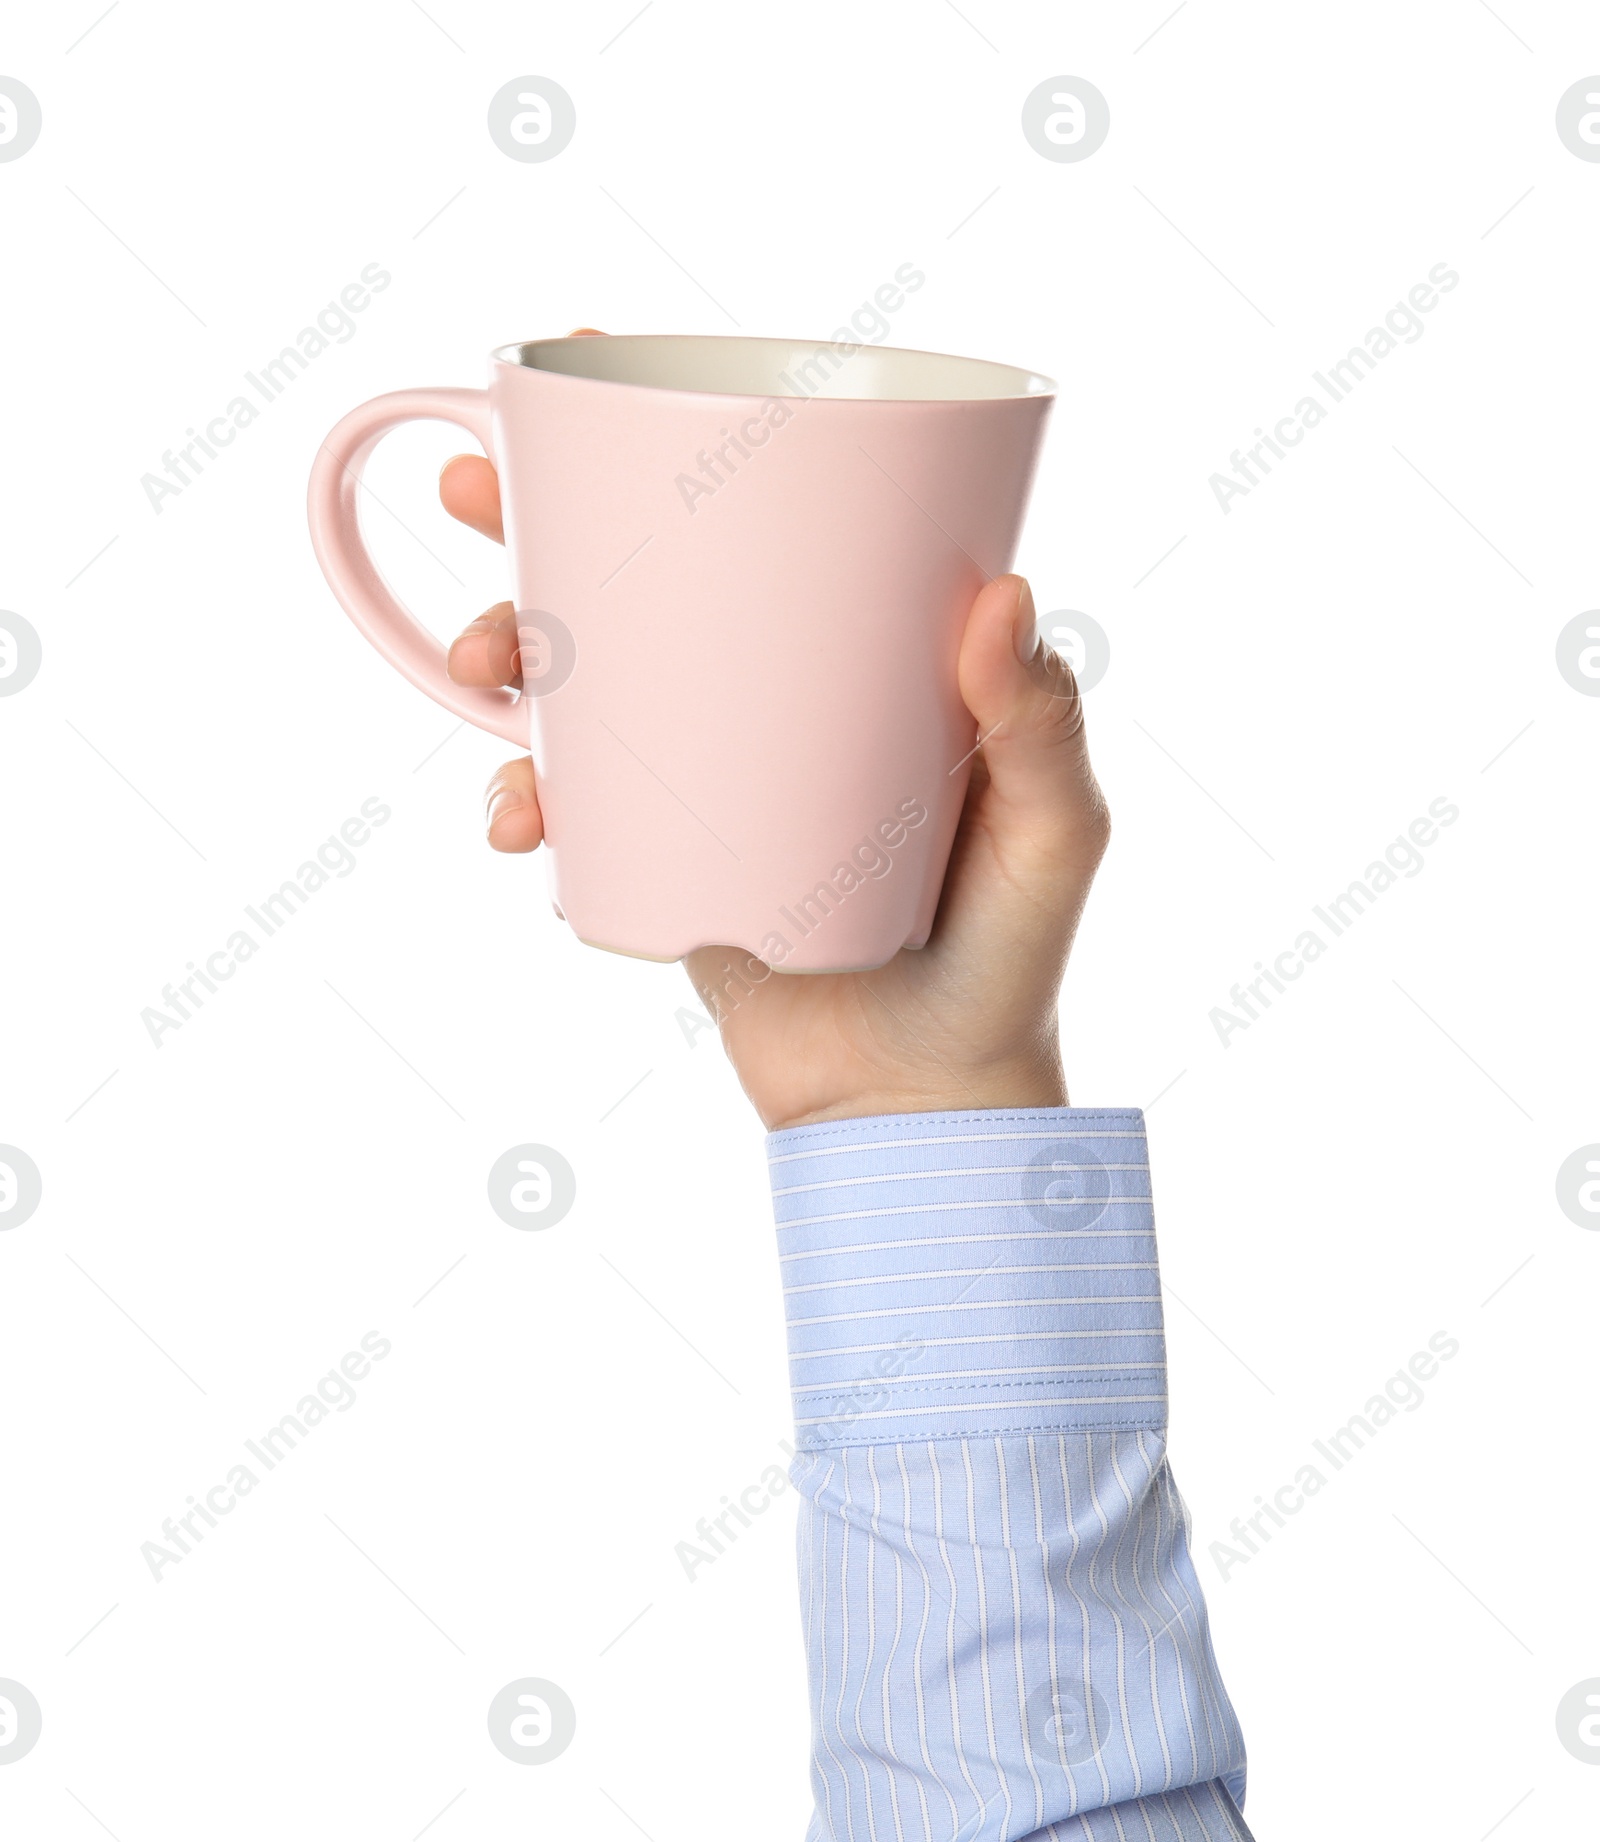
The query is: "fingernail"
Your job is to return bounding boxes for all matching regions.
[1011,577,1038,663]
[458,610,513,645]
[485,784,522,835]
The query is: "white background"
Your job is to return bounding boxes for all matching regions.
[1,1,1596,1836]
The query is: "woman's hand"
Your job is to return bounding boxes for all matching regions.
[439,432,1109,1133]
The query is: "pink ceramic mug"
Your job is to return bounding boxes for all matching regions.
[307,333,1053,972]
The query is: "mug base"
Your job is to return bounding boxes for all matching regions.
[575,935,680,966]
[574,933,922,975]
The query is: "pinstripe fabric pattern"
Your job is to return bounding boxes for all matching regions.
[768,1109,1251,1842]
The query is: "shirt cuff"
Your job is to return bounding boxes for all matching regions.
[766,1107,1166,1450]
[1043,1780,1255,1840]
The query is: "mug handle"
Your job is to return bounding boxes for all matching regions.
[306,387,528,747]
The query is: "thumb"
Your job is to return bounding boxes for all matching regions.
[955,574,1109,864]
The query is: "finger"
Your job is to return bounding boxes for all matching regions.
[682,943,775,1025]
[439,453,504,542]
[955,574,1109,870]
[485,756,543,853]
[447,601,522,688]
[438,334,604,536]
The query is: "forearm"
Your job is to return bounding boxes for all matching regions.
[769,1107,1250,1840]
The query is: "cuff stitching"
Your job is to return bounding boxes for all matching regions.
[796,1413,1168,1448]
[768,1108,1145,1151]
[800,1374,1166,1399]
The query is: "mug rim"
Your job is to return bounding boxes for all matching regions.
[489,332,1056,405]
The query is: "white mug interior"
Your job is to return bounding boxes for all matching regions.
[495,333,1054,403]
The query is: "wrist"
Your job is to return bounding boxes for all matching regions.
[773,1062,1069,1132]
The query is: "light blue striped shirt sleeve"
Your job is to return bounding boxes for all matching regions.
[766,1107,1252,1842]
